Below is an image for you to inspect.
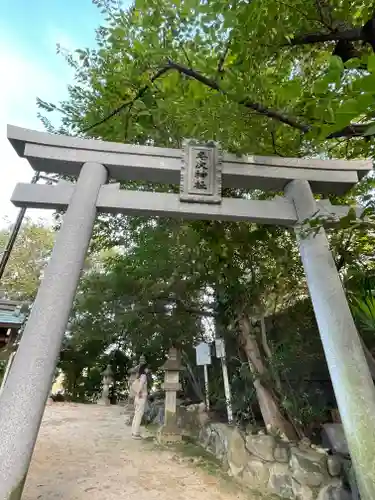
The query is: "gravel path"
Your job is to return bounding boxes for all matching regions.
[23,403,253,500]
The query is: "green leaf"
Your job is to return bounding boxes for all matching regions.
[335,98,361,126]
[329,55,344,73]
[353,74,375,93]
[313,78,329,95]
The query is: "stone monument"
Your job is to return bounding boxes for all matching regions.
[97,365,114,406]
[157,347,184,443]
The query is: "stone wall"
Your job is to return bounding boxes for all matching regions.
[192,419,351,500]
[177,402,209,435]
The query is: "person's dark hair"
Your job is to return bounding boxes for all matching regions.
[138,363,147,377]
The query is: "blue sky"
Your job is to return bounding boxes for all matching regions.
[0,0,108,225]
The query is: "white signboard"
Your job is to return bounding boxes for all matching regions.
[195,342,211,366]
[215,338,226,359]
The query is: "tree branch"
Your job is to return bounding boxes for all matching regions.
[326,123,372,139]
[180,45,192,68]
[271,131,285,156]
[274,0,332,30]
[289,10,375,52]
[260,316,272,359]
[289,28,363,46]
[82,59,308,134]
[81,66,173,133]
[127,303,216,317]
[82,60,373,140]
[167,61,309,131]
[314,0,334,31]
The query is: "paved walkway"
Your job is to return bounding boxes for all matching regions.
[23,404,253,500]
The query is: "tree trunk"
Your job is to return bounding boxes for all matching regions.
[239,315,298,441]
[181,350,205,402]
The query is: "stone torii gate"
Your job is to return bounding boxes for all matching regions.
[0,125,374,500]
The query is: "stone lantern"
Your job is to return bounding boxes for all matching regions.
[157,347,184,443]
[97,364,114,406]
[123,354,146,425]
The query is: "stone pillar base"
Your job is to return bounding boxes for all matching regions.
[97,399,110,406]
[157,425,183,443]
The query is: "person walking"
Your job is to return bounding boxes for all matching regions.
[131,364,149,439]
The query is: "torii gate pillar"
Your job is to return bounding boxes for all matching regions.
[0,162,107,500]
[286,180,375,500]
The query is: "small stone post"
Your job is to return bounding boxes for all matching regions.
[123,355,145,425]
[97,365,114,406]
[157,347,184,443]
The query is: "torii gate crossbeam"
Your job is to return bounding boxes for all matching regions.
[0,126,374,500]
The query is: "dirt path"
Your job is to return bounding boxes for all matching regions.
[23,403,253,500]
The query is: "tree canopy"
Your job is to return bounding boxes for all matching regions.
[0,219,55,302]
[40,0,375,157]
